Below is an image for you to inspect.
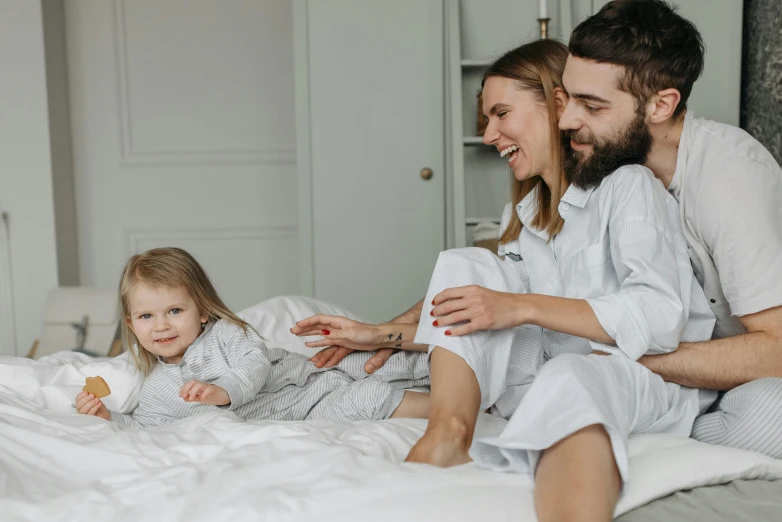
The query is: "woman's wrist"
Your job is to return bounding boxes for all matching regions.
[375,323,417,348]
[515,294,539,326]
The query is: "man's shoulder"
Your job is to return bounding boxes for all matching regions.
[687,116,780,180]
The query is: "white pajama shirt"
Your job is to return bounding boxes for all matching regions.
[415,165,717,485]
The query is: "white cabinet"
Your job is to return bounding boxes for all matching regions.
[295,0,446,322]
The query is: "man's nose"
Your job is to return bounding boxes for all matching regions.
[558,99,579,131]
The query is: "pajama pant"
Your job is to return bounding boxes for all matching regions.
[235,348,431,423]
[692,378,782,459]
[414,248,717,484]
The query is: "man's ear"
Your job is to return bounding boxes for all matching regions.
[648,88,682,123]
[553,87,569,119]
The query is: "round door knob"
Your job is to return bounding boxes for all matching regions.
[420,167,433,180]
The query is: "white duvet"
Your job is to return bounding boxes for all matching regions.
[1,353,781,522]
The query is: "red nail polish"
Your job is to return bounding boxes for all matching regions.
[445,330,452,336]
[430,310,434,316]
[322,330,330,335]
[433,321,438,327]
[431,300,435,306]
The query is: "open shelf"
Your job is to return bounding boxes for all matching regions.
[461,59,493,68]
[463,136,486,146]
[466,217,502,225]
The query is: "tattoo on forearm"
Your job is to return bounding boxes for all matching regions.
[388,332,404,348]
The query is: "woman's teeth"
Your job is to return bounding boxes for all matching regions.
[500,145,519,160]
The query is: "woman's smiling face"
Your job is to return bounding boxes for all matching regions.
[481,76,555,183]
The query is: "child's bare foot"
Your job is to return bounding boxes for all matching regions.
[404,417,473,467]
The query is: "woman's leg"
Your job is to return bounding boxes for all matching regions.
[404,347,481,465]
[535,424,620,522]
[406,248,542,465]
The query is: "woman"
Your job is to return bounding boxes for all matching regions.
[293,39,715,522]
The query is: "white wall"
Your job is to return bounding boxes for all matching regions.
[0,0,59,356]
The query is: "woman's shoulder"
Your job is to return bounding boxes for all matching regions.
[600,164,658,192]
[595,164,666,204]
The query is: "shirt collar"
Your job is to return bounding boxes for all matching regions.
[515,185,550,241]
[560,182,596,209]
[668,110,693,199]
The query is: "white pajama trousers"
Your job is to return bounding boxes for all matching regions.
[414,248,716,484]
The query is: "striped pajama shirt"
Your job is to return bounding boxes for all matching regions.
[110,320,430,427]
[415,165,718,484]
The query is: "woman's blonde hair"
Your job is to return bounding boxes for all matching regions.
[119,247,252,375]
[482,39,570,242]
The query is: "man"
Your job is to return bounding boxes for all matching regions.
[293,0,782,459]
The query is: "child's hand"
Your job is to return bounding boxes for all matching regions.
[180,380,230,406]
[75,391,110,420]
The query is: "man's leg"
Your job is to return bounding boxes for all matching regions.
[535,425,620,522]
[692,377,782,458]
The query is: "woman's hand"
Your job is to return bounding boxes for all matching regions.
[180,380,230,406]
[431,285,531,336]
[291,315,388,351]
[291,315,404,371]
[75,391,110,420]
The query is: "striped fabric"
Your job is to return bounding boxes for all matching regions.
[111,320,430,427]
[692,377,782,458]
[415,165,719,482]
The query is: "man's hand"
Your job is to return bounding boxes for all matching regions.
[309,346,398,372]
[75,391,110,420]
[431,285,529,336]
[180,380,230,406]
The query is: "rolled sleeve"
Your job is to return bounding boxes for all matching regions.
[587,171,689,359]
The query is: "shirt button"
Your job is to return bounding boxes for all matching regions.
[710,299,716,303]
[560,202,570,211]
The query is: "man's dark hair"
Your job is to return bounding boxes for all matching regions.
[569,0,704,117]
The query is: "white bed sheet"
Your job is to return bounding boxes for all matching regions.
[2,347,782,522]
[1,385,781,522]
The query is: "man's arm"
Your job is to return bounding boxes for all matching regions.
[389,299,424,324]
[639,305,782,390]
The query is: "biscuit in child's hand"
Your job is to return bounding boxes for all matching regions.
[83,376,111,398]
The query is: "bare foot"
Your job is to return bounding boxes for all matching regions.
[404,417,473,467]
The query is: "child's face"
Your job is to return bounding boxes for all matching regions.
[126,283,207,365]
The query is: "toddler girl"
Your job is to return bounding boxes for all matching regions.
[75,247,430,426]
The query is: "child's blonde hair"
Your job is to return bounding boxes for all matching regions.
[119,247,252,375]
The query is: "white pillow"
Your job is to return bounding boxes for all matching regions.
[238,295,365,357]
[0,350,143,414]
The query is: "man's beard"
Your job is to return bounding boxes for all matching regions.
[563,112,653,189]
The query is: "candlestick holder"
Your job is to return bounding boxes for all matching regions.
[538,18,551,39]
